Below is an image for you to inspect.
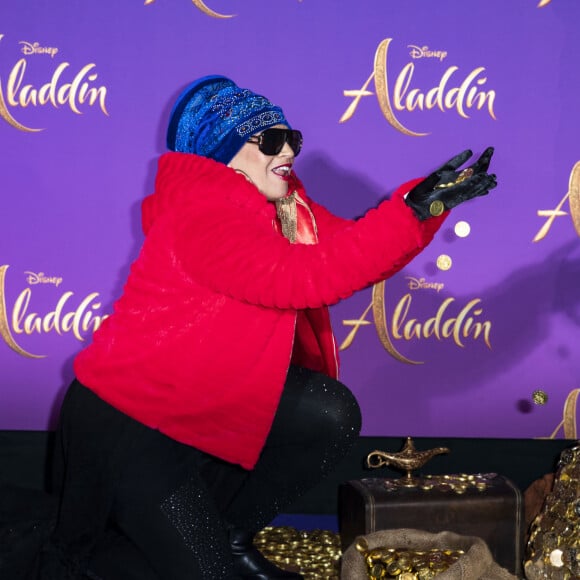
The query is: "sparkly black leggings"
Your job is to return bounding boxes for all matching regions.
[41,366,361,580]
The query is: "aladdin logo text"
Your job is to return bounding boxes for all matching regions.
[0,265,107,358]
[340,280,491,364]
[0,52,109,132]
[340,38,497,136]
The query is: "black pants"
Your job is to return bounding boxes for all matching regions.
[41,366,361,580]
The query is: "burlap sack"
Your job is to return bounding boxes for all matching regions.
[341,529,517,580]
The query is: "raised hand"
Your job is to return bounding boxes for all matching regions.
[405,147,497,220]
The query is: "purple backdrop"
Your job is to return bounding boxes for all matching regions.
[1,0,579,439]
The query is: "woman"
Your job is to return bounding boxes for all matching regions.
[34,75,496,579]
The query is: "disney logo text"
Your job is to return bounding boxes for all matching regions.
[406,277,444,292]
[19,41,59,58]
[408,45,447,62]
[25,271,63,287]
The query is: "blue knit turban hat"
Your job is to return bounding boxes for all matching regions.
[166,75,290,165]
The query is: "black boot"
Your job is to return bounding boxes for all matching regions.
[229,528,304,580]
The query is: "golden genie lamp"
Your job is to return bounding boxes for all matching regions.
[366,437,450,487]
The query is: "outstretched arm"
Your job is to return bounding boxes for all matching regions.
[176,178,446,310]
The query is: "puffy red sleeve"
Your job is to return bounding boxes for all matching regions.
[302,197,354,235]
[173,176,446,310]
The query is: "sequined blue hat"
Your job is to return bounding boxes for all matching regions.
[166,75,289,164]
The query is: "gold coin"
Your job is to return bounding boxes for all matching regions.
[436,254,452,271]
[398,557,412,572]
[387,561,402,575]
[532,390,548,405]
[379,551,396,564]
[429,200,445,216]
[435,181,455,189]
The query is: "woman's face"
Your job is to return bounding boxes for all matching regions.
[228,124,295,201]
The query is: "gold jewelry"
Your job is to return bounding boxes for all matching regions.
[275,192,297,243]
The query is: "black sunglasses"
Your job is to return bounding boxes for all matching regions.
[247,128,303,157]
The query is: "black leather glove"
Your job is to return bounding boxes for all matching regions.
[404,147,497,220]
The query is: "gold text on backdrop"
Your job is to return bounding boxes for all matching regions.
[144,0,234,18]
[0,57,109,131]
[0,265,108,358]
[533,161,580,241]
[339,280,492,364]
[340,38,496,136]
[19,41,59,58]
[408,45,447,62]
[24,272,63,287]
[406,277,444,293]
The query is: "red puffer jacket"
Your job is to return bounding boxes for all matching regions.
[74,152,445,469]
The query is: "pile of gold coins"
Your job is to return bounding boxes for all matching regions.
[355,537,464,580]
[255,525,341,579]
[380,472,497,494]
[525,444,580,579]
[254,526,467,580]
